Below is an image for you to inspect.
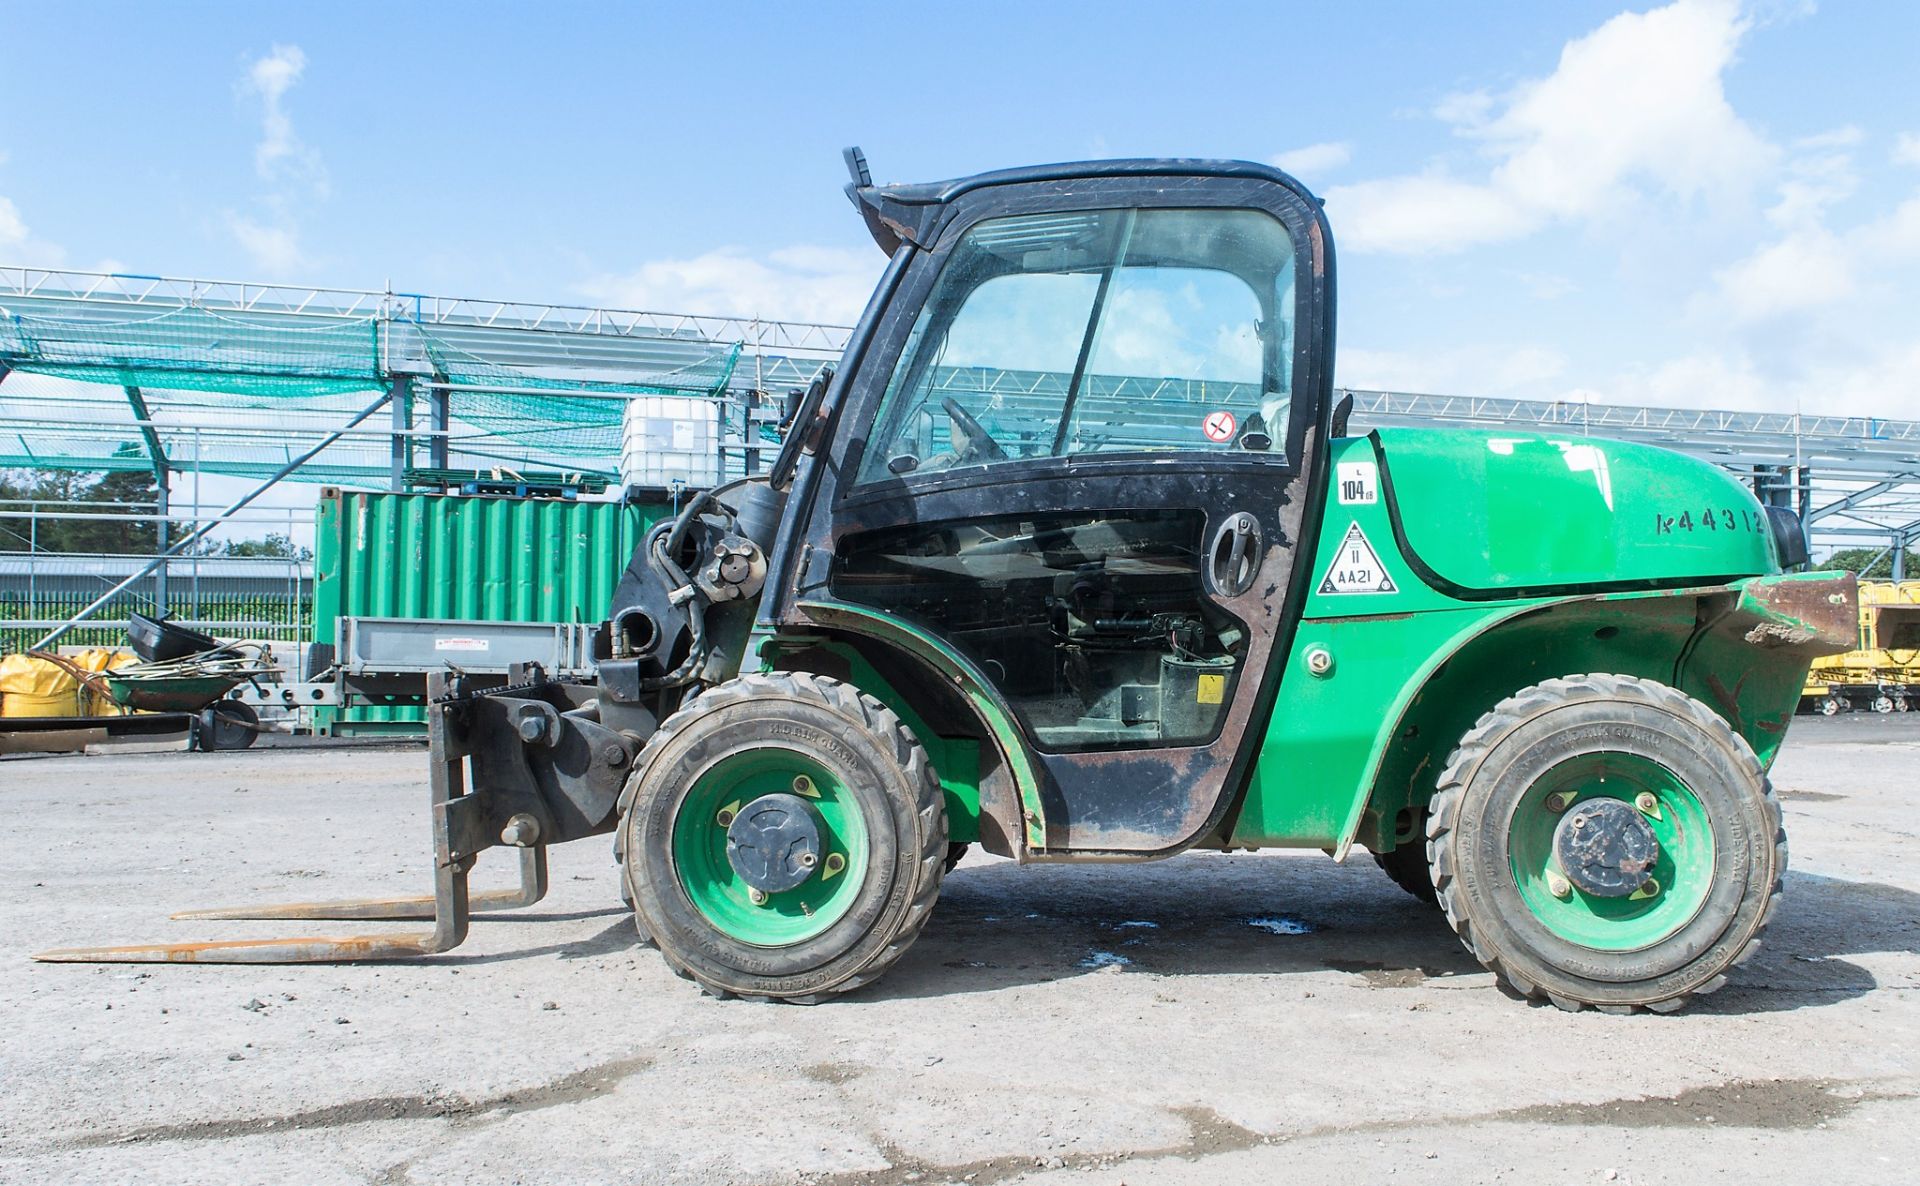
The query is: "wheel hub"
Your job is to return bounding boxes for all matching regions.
[724,793,823,893]
[1552,797,1659,898]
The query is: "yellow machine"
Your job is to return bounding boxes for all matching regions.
[1804,580,1920,713]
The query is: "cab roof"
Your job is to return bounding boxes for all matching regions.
[843,149,1321,256]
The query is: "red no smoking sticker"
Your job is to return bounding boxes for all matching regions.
[1202,410,1236,442]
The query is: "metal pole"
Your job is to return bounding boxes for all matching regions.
[32,390,393,650]
[193,429,202,621]
[389,375,413,492]
[154,471,169,614]
[1897,533,1909,582]
[428,386,449,471]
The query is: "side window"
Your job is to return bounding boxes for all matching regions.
[1067,266,1267,455]
[856,207,1297,484]
[868,271,1098,468]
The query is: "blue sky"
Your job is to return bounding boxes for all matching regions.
[2,0,1917,418]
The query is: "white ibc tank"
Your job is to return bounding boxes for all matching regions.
[621,396,720,489]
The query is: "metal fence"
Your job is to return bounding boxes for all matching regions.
[1,517,312,655]
[0,554,311,653]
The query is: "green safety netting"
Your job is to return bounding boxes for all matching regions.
[421,331,741,458]
[0,305,747,480]
[0,305,381,399]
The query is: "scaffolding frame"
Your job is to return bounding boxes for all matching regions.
[5,261,1920,620]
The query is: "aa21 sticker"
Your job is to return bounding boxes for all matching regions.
[1336,460,1377,505]
[1317,521,1397,595]
[1202,410,1236,442]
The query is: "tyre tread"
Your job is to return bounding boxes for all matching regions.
[620,671,947,1003]
[1425,673,1785,1014]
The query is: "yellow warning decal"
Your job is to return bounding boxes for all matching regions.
[1196,673,1226,704]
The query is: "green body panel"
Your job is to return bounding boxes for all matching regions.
[1231,604,1526,850]
[310,489,672,734]
[762,636,983,846]
[752,606,1052,844]
[1373,429,1779,593]
[785,602,1045,848]
[1231,434,1836,856]
[737,432,1844,863]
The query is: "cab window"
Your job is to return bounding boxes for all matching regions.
[856,207,1298,484]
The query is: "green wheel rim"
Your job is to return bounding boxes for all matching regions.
[1508,753,1715,951]
[670,748,870,946]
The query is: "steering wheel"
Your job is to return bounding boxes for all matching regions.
[941,397,1007,464]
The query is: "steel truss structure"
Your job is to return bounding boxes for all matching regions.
[3,265,1917,568]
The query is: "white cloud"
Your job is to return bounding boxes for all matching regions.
[1697,129,1918,324]
[229,44,324,276]
[1606,350,1767,410]
[1765,142,1858,227]
[1792,125,1864,151]
[1895,133,1920,168]
[1270,142,1351,177]
[1339,343,1568,395]
[1707,227,1853,320]
[0,194,65,266]
[1595,341,1920,419]
[1515,271,1577,300]
[1859,195,1920,258]
[242,44,323,189]
[1329,0,1771,254]
[226,215,304,275]
[580,245,882,325]
[1327,173,1532,254]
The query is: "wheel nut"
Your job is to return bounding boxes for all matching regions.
[1629,877,1661,901]
[1547,873,1573,899]
[1634,792,1660,817]
[798,852,817,868]
[716,807,736,828]
[748,888,768,906]
[823,853,847,878]
[1545,791,1575,813]
[792,775,816,797]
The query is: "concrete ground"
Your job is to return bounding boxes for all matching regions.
[1,716,1916,1186]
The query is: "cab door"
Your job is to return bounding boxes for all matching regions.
[776,171,1334,855]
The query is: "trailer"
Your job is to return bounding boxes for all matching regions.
[235,615,599,722]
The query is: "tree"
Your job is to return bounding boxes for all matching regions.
[219,533,313,563]
[1817,546,1920,580]
[0,459,161,554]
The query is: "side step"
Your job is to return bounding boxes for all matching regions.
[33,673,541,964]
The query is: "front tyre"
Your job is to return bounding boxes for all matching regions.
[1428,674,1784,1014]
[620,672,946,1002]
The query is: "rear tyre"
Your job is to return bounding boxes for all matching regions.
[1428,674,1784,1013]
[1874,694,1896,714]
[1819,695,1844,716]
[620,672,946,1002]
[1371,832,1437,905]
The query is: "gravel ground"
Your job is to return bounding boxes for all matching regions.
[1,715,1916,1185]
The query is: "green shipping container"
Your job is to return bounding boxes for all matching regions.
[311,487,674,735]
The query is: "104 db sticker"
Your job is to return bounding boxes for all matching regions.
[1318,522,1397,595]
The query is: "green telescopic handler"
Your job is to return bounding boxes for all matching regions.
[38,149,1860,1013]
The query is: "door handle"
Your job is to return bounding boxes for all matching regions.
[1208,512,1263,597]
